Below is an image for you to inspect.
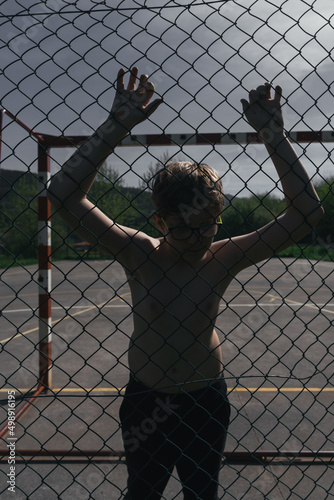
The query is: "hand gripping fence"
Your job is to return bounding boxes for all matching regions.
[0,1,334,499]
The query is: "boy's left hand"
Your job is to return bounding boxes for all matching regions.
[241,83,284,142]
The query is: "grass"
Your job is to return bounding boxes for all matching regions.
[0,256,39,270]
[277,244,334,262]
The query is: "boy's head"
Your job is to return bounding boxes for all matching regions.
[151,161,224,222]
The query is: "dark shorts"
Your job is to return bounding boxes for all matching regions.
[119,376,230,500]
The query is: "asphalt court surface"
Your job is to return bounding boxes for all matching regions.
[0,257,333,499]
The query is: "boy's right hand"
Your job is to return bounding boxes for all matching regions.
[110,67,163,132]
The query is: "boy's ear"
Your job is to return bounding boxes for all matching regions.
[152,213,165,233]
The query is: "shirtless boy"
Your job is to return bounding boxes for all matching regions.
[47,67,323,499]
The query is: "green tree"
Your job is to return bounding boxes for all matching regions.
[218,193,285,239]
[139,151,185,189]
[0,175,39,259]
[2,166,330,264]
[88,162,139,227]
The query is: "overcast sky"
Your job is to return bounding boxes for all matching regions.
[0,0,333,196]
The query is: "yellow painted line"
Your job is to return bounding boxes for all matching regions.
[1,326,40,342]
[232,387,334,392]
[0,387,123,394]
[0,387,333,394]
[0,286,127,301]
[0,292,131,345]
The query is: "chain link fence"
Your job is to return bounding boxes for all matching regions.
[1,1,334,498]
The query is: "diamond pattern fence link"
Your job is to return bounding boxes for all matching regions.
[0,1,334,499]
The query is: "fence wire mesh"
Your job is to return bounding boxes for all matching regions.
[0,0,334,499]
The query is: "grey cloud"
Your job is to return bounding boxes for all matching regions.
[0,0,333,193]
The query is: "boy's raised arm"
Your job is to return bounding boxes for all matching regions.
[221,83,324,273]
[47,68,162,264]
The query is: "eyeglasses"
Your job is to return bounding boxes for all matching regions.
[160,216,222,240]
